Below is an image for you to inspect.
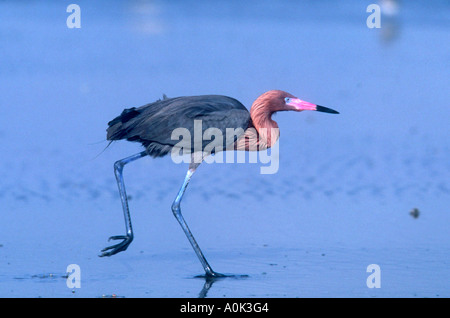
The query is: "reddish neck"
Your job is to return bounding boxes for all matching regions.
[249,99,279,132]
[235,90,291,151]
[246,95,281,149]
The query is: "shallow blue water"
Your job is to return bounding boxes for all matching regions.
[0,0,449,297]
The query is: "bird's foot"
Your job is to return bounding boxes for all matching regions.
[196,271,248,279]
[206,271,227,278]
[99,235,133,257]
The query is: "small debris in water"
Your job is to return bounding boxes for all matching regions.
[101,294,123,298]
[410,208,420,219]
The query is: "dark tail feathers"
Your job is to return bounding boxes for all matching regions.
[107,107,141,140]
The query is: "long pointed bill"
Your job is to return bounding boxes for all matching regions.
[288,98,339,114]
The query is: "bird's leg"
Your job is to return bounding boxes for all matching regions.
[100,151,148,257]
[171,165,224,278]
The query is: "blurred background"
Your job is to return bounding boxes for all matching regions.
[0,0,449,297]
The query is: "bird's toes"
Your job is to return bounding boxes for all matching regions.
[99,246,121,257]
[99,235,132,257]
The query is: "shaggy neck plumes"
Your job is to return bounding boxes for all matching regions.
[235,91,285,151]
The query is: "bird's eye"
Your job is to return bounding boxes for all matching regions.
[285,97,291,104]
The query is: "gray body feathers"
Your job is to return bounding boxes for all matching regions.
[107,95,251,157]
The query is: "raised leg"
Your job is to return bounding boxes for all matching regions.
[100,151,147,257]
[171,167,224,277]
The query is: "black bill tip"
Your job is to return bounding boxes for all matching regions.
[316,105,339,114]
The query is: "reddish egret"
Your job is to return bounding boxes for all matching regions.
[100,90,339,277]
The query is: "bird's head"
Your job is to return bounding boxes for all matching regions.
[254,90,339,115]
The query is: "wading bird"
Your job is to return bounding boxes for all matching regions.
[100,90,339,277]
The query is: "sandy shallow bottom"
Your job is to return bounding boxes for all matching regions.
[1,191,448,298]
